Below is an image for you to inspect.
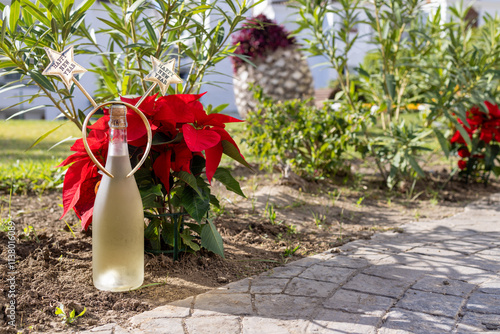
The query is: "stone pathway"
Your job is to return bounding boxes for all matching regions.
[80,194,500,333]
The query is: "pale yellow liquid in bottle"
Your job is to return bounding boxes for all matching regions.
[92,153,144,291]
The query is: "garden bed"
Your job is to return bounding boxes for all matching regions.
[1,165,499,333]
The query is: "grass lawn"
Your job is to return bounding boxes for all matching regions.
[0,120,81,194]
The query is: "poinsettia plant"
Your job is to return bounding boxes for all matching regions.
[450,101,500,184]
[60,93,249,257]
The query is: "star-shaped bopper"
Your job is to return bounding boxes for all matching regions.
[144,57,183,95]
[42,46,87,90]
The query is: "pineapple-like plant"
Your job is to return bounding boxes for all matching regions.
[231,14,314,118]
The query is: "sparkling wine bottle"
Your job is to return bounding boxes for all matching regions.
[92,104,144,291]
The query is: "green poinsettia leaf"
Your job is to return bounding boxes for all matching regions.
[221,140,253,170]
[201,219,224,258]
[213,167,245,197]
[180,185,210,222]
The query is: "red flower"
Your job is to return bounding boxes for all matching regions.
[180,101,244,182]
[59,129,108,230]
[485,101,500,118]
[458,160,467,170]
[457,147,470,158]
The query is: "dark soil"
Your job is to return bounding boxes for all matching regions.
[1,166,499,333]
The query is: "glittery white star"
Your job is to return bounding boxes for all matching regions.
[42,46,87,89]
[144,57,183,95]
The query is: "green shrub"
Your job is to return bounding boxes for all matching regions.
[245,91,350,179]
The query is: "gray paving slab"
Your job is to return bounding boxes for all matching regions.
[395,289,464,318]
[81,193,500,334]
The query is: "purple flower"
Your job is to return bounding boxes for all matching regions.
[231,14,296,70]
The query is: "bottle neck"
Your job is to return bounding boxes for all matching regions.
[107,104,129,157]
[108,127,128,157]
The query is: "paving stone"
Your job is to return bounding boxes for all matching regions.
[461,234,500,246]
[411,276,475,297]
[129,298,192,324]
[459,254,500,272]
[241,317,309,334]
[262,265,305,279]
[478,278,500,295]
[342,274,409,298]
[298,264,355,284]
[436,239,491,254]
[208,278,250,294]
[287,257,323,267]
[379,308,455,334]
[362,264,427,282]
[323,289,394,316]
[396,289,463,318]
[78,323,116,333]
[349,253,391,263]
[407,246,464,257]
[477,247,500,257]
[254,294,321,318]
[284,277,339,297]
[138,318,185,333]
[192,293,253,317]
[399,257,494,284]
[363,241,423,253]
[185,316,240,334]
[114,326,140,334]
[459,312,500,331]
[306,309,379,334]
[321,255,371,269]
[250,277,289,294]
[466,292,500,314]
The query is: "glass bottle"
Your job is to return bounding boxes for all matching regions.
[92,104,144,291]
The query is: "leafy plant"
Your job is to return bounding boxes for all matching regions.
[246,90,350,178]
[371,121,432,188]
[55,304,86,325]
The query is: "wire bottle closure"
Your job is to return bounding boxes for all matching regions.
[81,101,152,179]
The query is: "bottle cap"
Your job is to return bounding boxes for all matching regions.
[109,104,127,129]
[110,104,127,117]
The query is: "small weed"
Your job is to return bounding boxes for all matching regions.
[337,218,344,243]
[21,225,40,243]
[387,198,392,207]
[311,210,326,228]
[250,197,257,213]
[55,304,86,325]
[282,244,300,261]
[329,189,342,206]
[286,224,297,236]
[356,197,364,208]
[211,198,226,217]
[414,210,421,221]
[265,202,281,225]
[63,219,76,238]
